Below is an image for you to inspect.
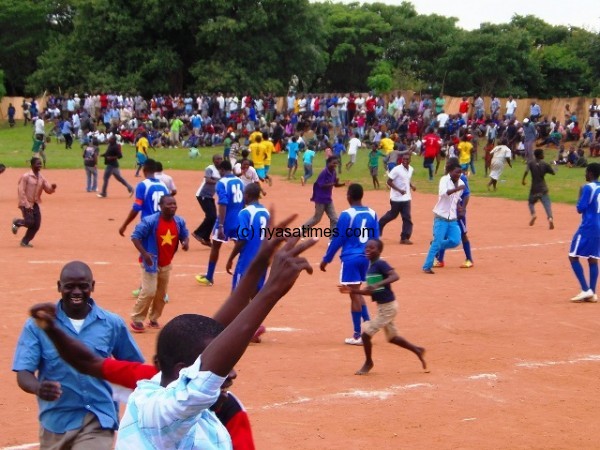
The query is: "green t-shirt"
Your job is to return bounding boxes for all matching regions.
[368,150,384,168]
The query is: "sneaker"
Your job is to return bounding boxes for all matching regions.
[529,215,537,226]
[191,232,202,242]
[587,294,598,303]
[549,218,555,230]
[199,238,212,248]
[400,239,413,245]
[195,275,213,286]
[250,325,266,343]
[460,260,474,268]
[422,268,435,274]
[132,288,140,297]
[433,259,445,268]
[97,193,106,198]
[147,320,161,329]
[570,289,594,302]
[344,337,363,346]
[20,242,33,248]
[130,321,145,333]
[11,219,18,235]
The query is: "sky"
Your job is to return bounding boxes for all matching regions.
[329,0,599,31]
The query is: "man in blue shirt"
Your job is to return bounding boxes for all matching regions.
[13,261,144,449]
[196,160,245,286]
[320,183,380,345]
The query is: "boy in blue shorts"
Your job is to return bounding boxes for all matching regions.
[569,162,600,302]
[340,239,427,374]
[196,160,245,286]
[320,183,380,345]
[286,136,299,179]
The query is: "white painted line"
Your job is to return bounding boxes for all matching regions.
[267,327,299,332]
[2,443,39,450]
[468,373,498,380]
[516,354,600,368]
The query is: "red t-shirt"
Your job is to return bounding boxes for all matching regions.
[459,101,469,114]
[156,217,178,267]
[366,97,376,112]
[422,133,442,158]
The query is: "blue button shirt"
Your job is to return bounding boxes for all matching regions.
[12,299,144,433]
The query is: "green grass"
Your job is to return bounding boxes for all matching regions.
[0,120,586,204]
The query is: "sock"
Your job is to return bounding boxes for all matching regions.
[463,241,473,262]
[351,311,362,338]
[589,263,598,292]
[361,304,370,322]
[206,261,217,282]
[437,249,445,262]
[570,260,589,291]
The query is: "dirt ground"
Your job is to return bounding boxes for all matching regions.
[1,166,599,449]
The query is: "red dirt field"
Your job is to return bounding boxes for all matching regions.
[1,166,599,449]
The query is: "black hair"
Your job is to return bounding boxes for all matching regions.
[159,194,174,206]
[156,314,225,377]
[156,161,163,172]
[219,160,233,171]
[244,182,261,200]
[30,157,41,166]
[446,160,461,172]
[347,183,364,201]
[534,149,544,159]
[143,158,158,173]
[587,162,600,179]
[326,156,339,165]
[371,238,384,252]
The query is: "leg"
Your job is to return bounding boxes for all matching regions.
[303,203,326,228]
[70,413,115,450]
[398,201,413,241]
[356,333,374,375]
[439,221,461,251]
[195,197,217,241]
[148,265,172,324]
[22,204,42,245]
[85,166,92,191]
[423,218,449,270]
[378,201,401,235]
[528,197,537,225]
[589,258,599,294]
[131,270,158,327]
[99,166,112,196]
[540,194,554,228]
[204,240,223,282]
[91,167,98,192]
[112,167,133,193]
[324,202,338,230]
[570,256,590,291]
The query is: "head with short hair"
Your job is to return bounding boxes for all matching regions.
[244,183,261,204]
[534,149,544,160]
[157,314,225,384]
[219,159,233,172]
[155,161,163,172]
[586,162,600,181]
[143,158,158,175]
[347,183,364,203]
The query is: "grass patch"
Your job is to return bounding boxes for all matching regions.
[0,120,586,205]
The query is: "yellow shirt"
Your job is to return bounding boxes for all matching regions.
[262,140,274,165]
[136,137,149,156]
[249,131,262,144]
[249,142,266,169]
[457,141,473,165]
[379,137,394,154]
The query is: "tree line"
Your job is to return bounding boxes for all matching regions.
[1,0,599,99]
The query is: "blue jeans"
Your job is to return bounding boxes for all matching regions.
[85,166,98,191]
[423,216,462,269]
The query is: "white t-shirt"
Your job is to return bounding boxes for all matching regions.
[388,164,414,202]
[338,96,349,112]
[35,118,45,135]
[506,99,517,115]
[155,172,177,194]
[347,137,361,155]
[234,164,260,186]
[433,174,465,220]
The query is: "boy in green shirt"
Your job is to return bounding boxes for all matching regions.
[368,144,384,189]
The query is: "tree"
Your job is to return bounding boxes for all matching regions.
[0,70,7,100]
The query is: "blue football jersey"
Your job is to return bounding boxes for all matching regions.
[216,175,245,231]
[323,206,380,262]
[236,203,270,272]
[576,181,600,237]
[133,178,169,218]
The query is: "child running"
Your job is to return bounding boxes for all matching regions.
[339,239,427,375]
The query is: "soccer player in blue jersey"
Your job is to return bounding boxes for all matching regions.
[196,160,245,286]
[434,157,474,268]
[225,183,270,292]
[119,159,169,236]
[225,183,270,343]
[569,163,600,303]
[320,183,380,345]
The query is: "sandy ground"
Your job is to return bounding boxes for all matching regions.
[0,166,599,449]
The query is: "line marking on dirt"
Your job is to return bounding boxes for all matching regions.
[516,354,600,368]
[2,443,39,450]
[468,373,498,380]
[267,327,299,332]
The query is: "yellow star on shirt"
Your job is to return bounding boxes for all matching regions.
[160,229,175,246]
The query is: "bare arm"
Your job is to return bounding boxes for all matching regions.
[119,209,139,236]
[213,213,297,327]
[201,236,317,377]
